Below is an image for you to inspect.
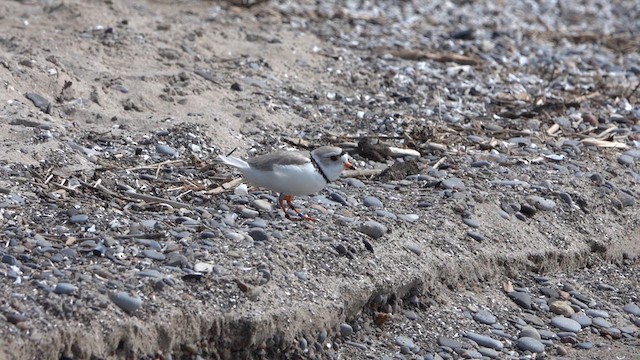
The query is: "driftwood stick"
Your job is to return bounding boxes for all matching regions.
[124,190,191,209]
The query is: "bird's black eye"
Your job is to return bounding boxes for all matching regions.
[330,155,339,161]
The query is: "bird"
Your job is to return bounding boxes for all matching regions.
[218,146,353,221]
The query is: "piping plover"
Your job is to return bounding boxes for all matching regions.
[218,146,353,221]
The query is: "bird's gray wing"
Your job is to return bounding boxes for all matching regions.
[246,150,310,171]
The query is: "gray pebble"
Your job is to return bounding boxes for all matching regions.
[142,250,165,261]
[109,292,142,313]
[441,177,465,190]
[405,311,418,320]
[526,195,556,211]
[477,347,499,358]
[240,208,259,219]
[464,332,503,350]
[339,323,353,337]
[363,196,384,208]
[519,325,541,340]
[618,154,634,166]
[517,337,545,353]
[508,291,532,309]
[538,329,558,340]
[437,336,464,350]
[53,283,78,295]
[252,199,272,211]
[25,92,51,113]
[550,316,581,332]
[617,192,635,207]
[2,255,18,266]
[473,309,496,325]
[404,243,422,256]
[329,192,349,205]
[248,228,269,241]
[462,217,480,228]
[623,303,640,316]
[395,335,414,349]
[586,309,609,318]
[467,231,486,242]
[375,210,397,219]
[571,312,592,327]
[398,214,420,222]
[576,342,593,350]
[347,178,366,188]
[592,317,612,328]
[137,269,162,277]
[70,214,89,224]
[156,144,176,156]
[359,221,387,239]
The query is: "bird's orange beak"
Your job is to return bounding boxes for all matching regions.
[344,161,354,169]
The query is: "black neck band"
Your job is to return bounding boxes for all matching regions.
[310,155,330,183]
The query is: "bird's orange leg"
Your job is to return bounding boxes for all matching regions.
[278,194,316,221]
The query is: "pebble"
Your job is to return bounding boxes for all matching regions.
[623,303,640,316]
[252,199,272,211]
[467,231,486,242]
[339,323,353,337]
[571,312,592,327]
[347,178,365,188]
[248,228,269,241]
[527,195,556,211]
[473,309,497,325]
[109,292,142,313]
[464,332,503,350]
[550,316,581,333]
[576,342,593,350]
[240,208,260,219]
[70,214,89,224]
[375,210,397,219]
[156,144,177,156]
[53,283,78,295]
[404,311,418,320]
[359,221,387,239]
[441,177,465,190]
[508,291,532,309]
[477,347,499,358]
[142,250,165,261]
[462,217,480,228]
[618,154,634,166]
[517,337,545,353]
[398,214,420,222]
[519,325,541,340]
[363,196,384,208]
[586,309,609,318]
[404,243,422,256]
[395,335,414,349]
[437,336,465,350]
[194,262,214,273]
[592,317,612,328]
[550,300,575,316]
[25,92,51,113]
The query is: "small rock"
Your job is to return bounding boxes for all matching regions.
[142,250,165,261]
[252,199,272,211]
[248,228,269,241]
[109,292,142,313]
[25,92,51,113]
[69,214,89,224]
[519,325,541,340]
[359,221,387,239]
[473,309,497,325]
[517,337,545,353]
[339,323,353,337]
[526,195,556,211]
[623,303,640,316]
[550,316,581,333]
[441,177,465,190]
[156,144,176,156]
[53,283,78,295]
[363,196,384,208]
[464,332,503,350]
[508,291,532,309]
[550,300,575,316]
[395,335,415,349]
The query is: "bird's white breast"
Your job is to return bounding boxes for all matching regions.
[241,162,327,195]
